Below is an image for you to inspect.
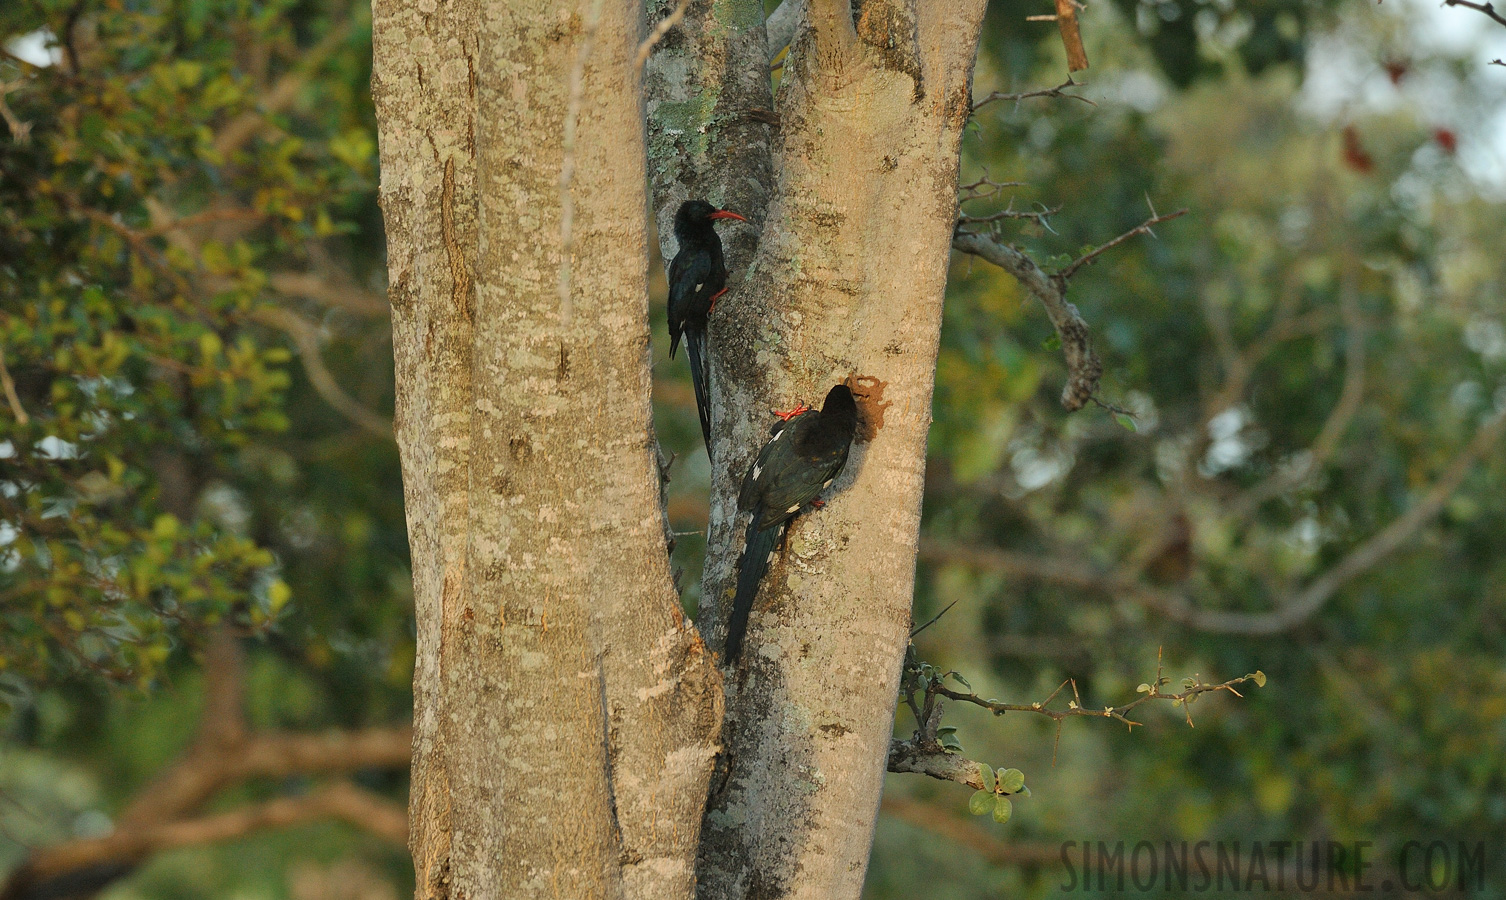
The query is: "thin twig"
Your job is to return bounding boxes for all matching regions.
[251,307,393,439]
[1443,0,1506,28]
[972,77,1094,114]
[141,207,267,238]
[1056,205,1189,282]
[910,600,959,638]
[635,0,695,73]
[936,664,1262,730]
[958,201,1062,229]
[0,347,29,425]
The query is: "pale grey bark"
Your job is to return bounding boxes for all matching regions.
[374,1,721,899]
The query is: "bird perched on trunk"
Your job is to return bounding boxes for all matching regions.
[726,383,858,662]
[667,199,746,454]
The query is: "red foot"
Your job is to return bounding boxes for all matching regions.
[772,402,811,421]
[708,287,728,312]
[810,499,826,509]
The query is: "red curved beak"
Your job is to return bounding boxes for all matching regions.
[709,209,748,223]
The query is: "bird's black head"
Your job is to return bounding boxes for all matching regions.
[818,384,858,435]
[674,199,747,241]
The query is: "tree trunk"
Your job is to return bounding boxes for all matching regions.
[647,2,988,897]
[376,0,985,896]
[372,1,722,898]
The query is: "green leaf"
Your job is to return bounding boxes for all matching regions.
[969,789,994,816]
[992,796,1013,824]
[979,763,995,792]
[1042,335,1062,351]
[1252,670,1267,688]
[947,671,972,689]
[940,733,964,753]
[998,768,1026,793]
[267,579,291,614]
[1116,414,1138,432]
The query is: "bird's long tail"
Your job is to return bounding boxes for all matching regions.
[684,325,713,455]
[727,518,780,663]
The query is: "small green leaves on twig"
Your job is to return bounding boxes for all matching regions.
[968,764,1028,824]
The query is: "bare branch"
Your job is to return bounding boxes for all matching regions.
[635,0,694,73]
[213,12,360,158]
[1444,0,1506,28]
[16,782,406,889]
[1226,280,1365,519]
[951,231,1103,411]
[971,77,1093,114]
[1056,206,1188,282]
[269,270,390,318]
[251,306,394,439]
[0,347,28,425]
[934,663,1262,730]
[887,739,992,788]
[880,795,1063,866]
[923,404,1506,635]
[958,200,1062,229]
[1052,0,1089,71]
[766,0,807,61]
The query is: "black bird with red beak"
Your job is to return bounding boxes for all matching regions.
[725,384,858,662]
[667,199,747,454]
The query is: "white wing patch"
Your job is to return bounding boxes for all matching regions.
[695,282,704,292]
[752,465,762,481]
[770,429,784,442]
[786,505,800,513]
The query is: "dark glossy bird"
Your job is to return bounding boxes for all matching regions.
[726,384,858,662]
[667,199,746,453]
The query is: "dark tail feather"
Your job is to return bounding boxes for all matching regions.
[684,326,713,454]
[727,519,780,662]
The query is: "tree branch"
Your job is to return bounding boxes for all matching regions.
[635,0,694,72]
[1056,207,1187,282]
[212,11,361,159]
[951,231,1102,411]
[1225,281,1366,520]
[880,795,1064,866]
[250,306,394,439]
[953,206,1186,411]
[810,0,859,58]
[887,739,991,789]
[0,347,29,425]
[269,271,390,318]
[971,77,1093,114]
[923,404,1506,635]
[1444,0,1506,28]
[12,782,406,890]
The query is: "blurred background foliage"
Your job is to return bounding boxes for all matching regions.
[1,0,1504,896]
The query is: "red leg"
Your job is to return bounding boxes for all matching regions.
[772,401,811,421]
[810,499,826,509]
[708,287,728,312]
